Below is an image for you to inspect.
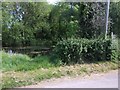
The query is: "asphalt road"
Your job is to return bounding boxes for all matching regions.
[21,70,118,88]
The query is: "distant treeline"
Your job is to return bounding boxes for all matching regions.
[2,2,120,47]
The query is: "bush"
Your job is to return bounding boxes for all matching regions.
[54,38,112,64]
[111,37,120,61]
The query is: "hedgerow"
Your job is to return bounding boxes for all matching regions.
[54,38,112,64]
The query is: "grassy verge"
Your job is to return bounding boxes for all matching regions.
[2,60,118,88]
[1,51,119,88]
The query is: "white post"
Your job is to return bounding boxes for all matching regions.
[111,32,113,40]
[105,0,110,39]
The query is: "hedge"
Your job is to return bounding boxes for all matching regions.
[54,38,112,64]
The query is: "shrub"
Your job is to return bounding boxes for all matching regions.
[54,38,112,64]
[111,37,120,61]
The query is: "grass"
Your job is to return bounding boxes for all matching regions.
[2,61,118,88]
[1,51,119,88]
[1,51,61,72]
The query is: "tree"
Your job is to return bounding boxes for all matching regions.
[2,2,19,46]
[2,2,53,47]
[72,2,107,39]
[2,2,114,47]
[49,2,79,44]
[50,2,107,39]
[20,2,52,46]
[110,2,120,38]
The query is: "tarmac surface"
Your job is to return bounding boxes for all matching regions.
[21,70,118,88]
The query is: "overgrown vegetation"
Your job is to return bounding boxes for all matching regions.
[1,1,119,89]
[1,42,119,88]
[2,51,61,72]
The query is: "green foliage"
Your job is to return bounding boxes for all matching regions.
[72,2,106,39]
[111,37,119,61]
[1,51,61,71]
[2,2,108,47]
[2,2,52,47]
[54,38,112,64]
[110,2,120,38]
[111,50,119,62]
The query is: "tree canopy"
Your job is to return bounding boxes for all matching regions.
[2,2,119,47]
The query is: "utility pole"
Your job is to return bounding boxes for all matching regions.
[70,2,73,16]
[105,0,110,39]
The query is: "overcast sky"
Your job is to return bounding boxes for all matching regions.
[47,0,60,4]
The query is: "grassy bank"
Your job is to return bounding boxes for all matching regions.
[1,51,119,88]
[2,61,118,88]
[2,51,61,72]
